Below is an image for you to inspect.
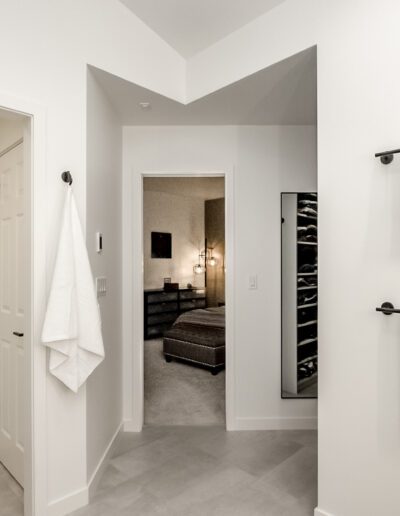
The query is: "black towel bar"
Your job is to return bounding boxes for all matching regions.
[375,149,400,165]
[376,302,400,315]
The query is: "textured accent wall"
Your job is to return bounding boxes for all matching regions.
[143,189,205,289]
[205,198,225,307]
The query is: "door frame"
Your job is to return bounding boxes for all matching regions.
[123,169,235,431]
[0,93,47,516]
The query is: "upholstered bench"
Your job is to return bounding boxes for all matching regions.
[163,307,225,375]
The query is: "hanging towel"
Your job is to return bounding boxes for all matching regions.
[41,187,104,392]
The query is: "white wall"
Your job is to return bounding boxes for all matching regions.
[143,190,205,289]
[4,0,398,514]
[0,0,185,512]
[185,1,400,514]
[124,125,317,428]
[86,71,122,481]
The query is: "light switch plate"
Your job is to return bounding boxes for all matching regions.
[96,276,107,297]
[249,275,258,290]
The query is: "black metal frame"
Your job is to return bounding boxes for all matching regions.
[280,192,318,400]
[376,302,400,315]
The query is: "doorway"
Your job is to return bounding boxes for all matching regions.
[125,170,234,432]
[0,96,46,516]
[142,176,226,426]
[0,108,29,515]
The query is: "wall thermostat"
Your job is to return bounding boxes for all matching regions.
[96,232,103,253]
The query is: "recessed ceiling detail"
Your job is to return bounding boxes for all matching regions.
[119,0,287,58]
[90,47,316,126]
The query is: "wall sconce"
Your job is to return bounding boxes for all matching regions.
[208,251,217,267]
[193,262,205,274]
[193,248,217,274]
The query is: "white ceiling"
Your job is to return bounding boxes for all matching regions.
[119,0,287,58]
[91,47,316,126]
[144,177,225,200]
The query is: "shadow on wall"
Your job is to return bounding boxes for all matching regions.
[205,198,225,307]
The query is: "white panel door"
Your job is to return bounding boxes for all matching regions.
[0,142,25,486]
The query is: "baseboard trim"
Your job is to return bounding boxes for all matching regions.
[47,487,88,516]
[234,416,318,430]
[88,421,123,499]
[47,421,123,516]
[123,418,142,432]
[314,508,335,516]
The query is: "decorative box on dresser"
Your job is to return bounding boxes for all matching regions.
[144,288,206,339]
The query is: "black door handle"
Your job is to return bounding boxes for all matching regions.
[376,302,400,315]
[13,331,24,337]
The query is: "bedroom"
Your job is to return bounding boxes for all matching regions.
[143,176,226,426]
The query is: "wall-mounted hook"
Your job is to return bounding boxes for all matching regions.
[61,171,73,185]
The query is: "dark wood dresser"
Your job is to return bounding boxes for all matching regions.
[144,288,206,340]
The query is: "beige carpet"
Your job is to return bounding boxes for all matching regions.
[144,339,225,426]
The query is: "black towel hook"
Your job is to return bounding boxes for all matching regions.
[61,171,73,185]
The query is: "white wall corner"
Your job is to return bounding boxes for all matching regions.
[47,422,123,516]
[47,487,88,516]
[234,416,318,431]
[123,419,142,433]
[88,422,124,499]
[314,508,335,516]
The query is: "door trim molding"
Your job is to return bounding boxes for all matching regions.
[123,168,235,431]
[0,92,47,516]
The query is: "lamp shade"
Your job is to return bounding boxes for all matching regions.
[193,263,205,274]
[208,256,217,267]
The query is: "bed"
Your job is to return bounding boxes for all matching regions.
[163,306,225,375]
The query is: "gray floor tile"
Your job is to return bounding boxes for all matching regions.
[69,427,317,516]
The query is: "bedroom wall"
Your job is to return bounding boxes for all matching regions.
[124,124,318,428]
[205,198,225,307]
[143,189,205,289]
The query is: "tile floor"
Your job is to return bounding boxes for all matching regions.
[70,426,317,516]
[0,462,23,516]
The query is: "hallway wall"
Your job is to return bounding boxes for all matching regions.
[185,1,400,514]
[124,124,318,429]
[0,0,185,512]
[86,71,123,483]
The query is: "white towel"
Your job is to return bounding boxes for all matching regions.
[41,187,104,392]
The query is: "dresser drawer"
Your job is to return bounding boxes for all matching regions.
[147,291,178,303]
[147,302,178,315]
[180,289,206,300]
[180,299,206,311]
[148,312,177,326]
[146,323,172,338]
